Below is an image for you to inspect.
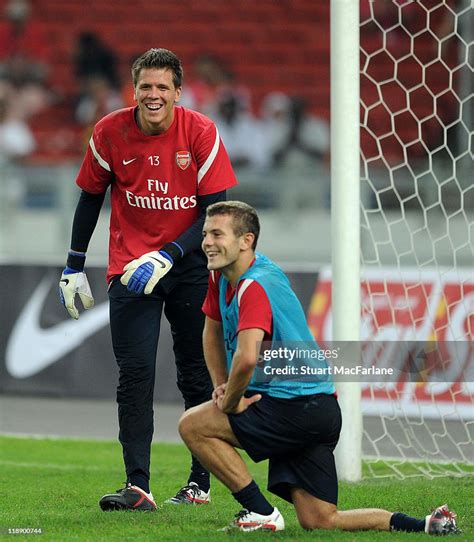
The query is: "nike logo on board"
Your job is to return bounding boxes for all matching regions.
[123,158,137,165]
[6,277,109,379]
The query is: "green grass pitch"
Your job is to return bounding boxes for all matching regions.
[0,435,471,541]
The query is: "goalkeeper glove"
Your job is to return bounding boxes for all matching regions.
[59,266,95,320]
[120,250,173,295]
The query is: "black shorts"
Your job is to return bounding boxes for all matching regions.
[228,392,342,505]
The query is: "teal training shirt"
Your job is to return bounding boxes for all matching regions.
[219,253,335,398]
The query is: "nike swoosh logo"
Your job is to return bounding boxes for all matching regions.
[6,277,109,379]
[123,158,137,165]
[60,278,69,285]
[150,257,166,268]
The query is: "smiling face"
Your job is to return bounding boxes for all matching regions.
[134,67,181,135]
[202,214,255,278]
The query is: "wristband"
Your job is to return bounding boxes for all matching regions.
[67,250,86,272]
[63,265,81,275]
[160,242,184,263]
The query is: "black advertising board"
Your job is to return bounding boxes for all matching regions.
[0,265,318,401]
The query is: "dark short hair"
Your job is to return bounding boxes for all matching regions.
[206,201,260,250]
[131,48,183,88]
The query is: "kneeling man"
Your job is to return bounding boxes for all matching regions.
[179,201,459,535]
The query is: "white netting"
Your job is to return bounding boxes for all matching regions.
[359,0,473,478]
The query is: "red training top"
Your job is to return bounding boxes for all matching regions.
[76,106,238,282]
[203,268,273,339]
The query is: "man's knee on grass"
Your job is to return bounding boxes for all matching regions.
[292,488,339,530]
[296,508,339,530]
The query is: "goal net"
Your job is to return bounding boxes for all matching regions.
[312,0,473,479]
[359,0,473,478]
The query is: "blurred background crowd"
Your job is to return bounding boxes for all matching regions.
[0,0,331,210]
[0,0,471,266]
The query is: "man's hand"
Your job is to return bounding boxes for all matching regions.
[212,383,227,404]
[59,269,94,320]
[217,393,262,414]
[120,251,172,294]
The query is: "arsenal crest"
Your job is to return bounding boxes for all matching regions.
[176,151,192,170]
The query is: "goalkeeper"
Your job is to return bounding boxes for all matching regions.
[59,48,237,511]
[179,201,460,535]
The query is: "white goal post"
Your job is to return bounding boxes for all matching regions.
[330,0,362,482]
[330,0,473,482]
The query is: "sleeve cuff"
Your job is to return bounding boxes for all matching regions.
[160,242,184,263]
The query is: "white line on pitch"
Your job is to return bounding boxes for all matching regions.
[0,460,118,472]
